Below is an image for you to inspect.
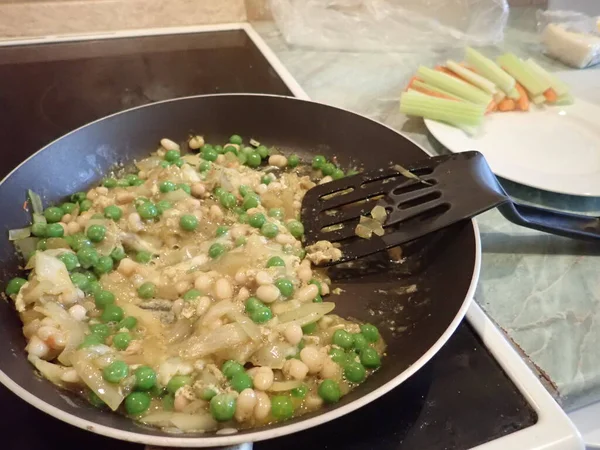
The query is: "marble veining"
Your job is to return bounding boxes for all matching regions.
[253,8,600,411]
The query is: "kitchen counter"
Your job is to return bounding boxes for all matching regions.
[252,8,600,412]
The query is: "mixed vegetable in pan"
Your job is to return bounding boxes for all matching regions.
[4,135,385,432]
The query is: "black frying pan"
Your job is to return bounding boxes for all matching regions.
[0,94,479,447]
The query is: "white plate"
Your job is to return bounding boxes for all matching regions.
[424,70,600,197]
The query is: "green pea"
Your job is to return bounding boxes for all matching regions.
[271,395,294,420]
[214,145,224,154]
[89,324,110,341]
[210,394,236,421]
[244,297,264,313]
[102,360,129,383]
[274,278,294,298]
[125,392,151,415]
[44,207,63,223]
[332,168,345,180]
[183,289,201,301]
[321,163,335,176]
[249,213,266,228]
[309,279,322,295]
[238,185,251,197]
[360,347,381,368]
[199,388,217,401]
[250,307,273,324]
[103,178,117,188]
[266,256,285,268]
[222,360,244,379]
[257,145,269,159]
[103,205,122,221]
[94,256,113,274]
[302,322,317,334]
[162,394,175,411]
[215,226,229,237]
[318,379,341,403]
[79,334,104,349]
[268,208,284,220]
[113,332,132,350]
[352,333,368,352]
[156,200,172,215]
[291,384,307,398]
[261,222,279,238]
[313,294,323,303]
[135,251,153,264]
[126,174,140,186]
[287,154,300,168]
[119,316,138,330]
[82,270,97,283]
[137,282,156,299]
[116,179,130,188]
[86,280,102,296]
[36,239,48,251]
[329,348,347,364]
[101,304,124,323]
[332,330,354,350]
[230,372,253,393]
[58,253,78,271]
[213,187,225,198]
[71,192,87,203]
[85,224,105,243]
[77,247,99,269]
[179,214,198,231]
[88,391,106,408]
[69,272,89,291]
[137,202,158,220]
[178,184,191,195]
[159,180,176,193]
[237,152,247,165]
[94,290,115,308]
[209,243,226,259]
[347,169,359,176]
[220,192,237,209]
[199,161,211,172]
[5,277,27,296]
[70,233,93,251]
[360,324,380,343]
[312,155,326,169]
[167,375,192,394]
[246,152,261,168]
[164,149,180,162]
[242,195,259,211]
[61,202,77,214]
[110,246,126,262]
[79,199,92,212]
[229,134,243,145]
[200,146,216,162]
[344,361,366,383]
[31,222,47,237]
[238,213,249,225]
[286,220,304,239]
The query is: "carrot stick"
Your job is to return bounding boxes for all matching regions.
[543,88,558,103]
[410,85,458,101]
[497,98,516,111]
[405,76,421,91]
[485,100,497,114]
[435,66,464,80]
[514,82,530,111]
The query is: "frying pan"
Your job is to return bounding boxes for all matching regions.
[0,94,480,447]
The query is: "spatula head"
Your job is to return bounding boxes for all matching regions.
[301,151,507,265]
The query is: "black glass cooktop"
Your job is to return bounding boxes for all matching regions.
[0,29,537,449]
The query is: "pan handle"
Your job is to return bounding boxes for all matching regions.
[497,202,600,240]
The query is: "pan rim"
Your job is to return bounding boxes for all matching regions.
[0,93,481,447]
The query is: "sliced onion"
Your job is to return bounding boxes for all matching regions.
[355,223,373,239]
[277,302,335,326]
[228,311,262,342]
[268,380,303,392]
[135,156,162,172]
[71,350,124,411]
[250,342,293,369]
[14,237,38,261]
[120,232,162,254]
[180,323,248,359]
[141,412,217,432]
[181,154,201,167]
[9,227,31,241]
[163,189,190,203]
[166,318,193,344]
[28,189,43,215]
[200,300,234,327]
[28,355,69,388]
[371,205,387,223]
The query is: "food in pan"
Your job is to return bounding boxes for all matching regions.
[4,135,385,433]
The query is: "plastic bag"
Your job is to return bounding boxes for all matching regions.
[536,10,600,68]
[269,0,509,52]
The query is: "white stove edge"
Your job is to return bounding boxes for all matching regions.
[0,22,585,450]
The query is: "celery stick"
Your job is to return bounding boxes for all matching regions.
[507,87,520,100]
[493,91,506,104]
[530,94,546,105]
[465,47,515,94]
[400,91,485,127]
[411,80,467,101]
[416,66,492,106]
[555,93,574,105]
[446,60,497,94]
[497,53,551,97]
[525,59,570,97]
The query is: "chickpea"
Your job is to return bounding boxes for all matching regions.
[300,346,325,374]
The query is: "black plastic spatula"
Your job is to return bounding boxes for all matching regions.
[301,151,600,266]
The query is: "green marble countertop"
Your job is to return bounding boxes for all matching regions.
[253,8,600,411]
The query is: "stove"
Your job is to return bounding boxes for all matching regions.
[0,24,583,450]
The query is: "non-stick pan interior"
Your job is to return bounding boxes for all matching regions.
[0,95,477,442]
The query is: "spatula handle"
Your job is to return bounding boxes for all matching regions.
[498,202,600,240]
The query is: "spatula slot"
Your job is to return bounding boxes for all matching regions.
[391,179,437,197]
[397,191,442,210]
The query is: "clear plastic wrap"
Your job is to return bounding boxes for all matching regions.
[536,10,600,68]
[269,0,509,52]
